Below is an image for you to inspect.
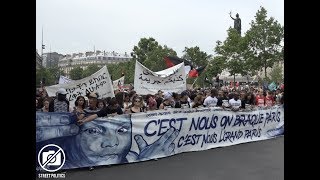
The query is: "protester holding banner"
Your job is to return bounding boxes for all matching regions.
[126,96,145,114]
[73,96,86,121]
[36,89,46,110]
[84,93,100,115]
[240,90,247,109]
[229,92,242,111]
[243,92,256,107]
[265,91,275,107]
[172,92,181,108]
[179,91,191,108]
[203,89,218,107]
[192,93,204,108]
[159,92,174,109]
[40,98,50,112]
[36,98,41,111]
[255,90,265,107]
[275,89,283,105]
[97,99,106,110]
[78,98,124,125]
[145,94,157,111]
[217,90,229,107]
[128,91,137,102]
[155,91,164,109]
[122,92,132,112]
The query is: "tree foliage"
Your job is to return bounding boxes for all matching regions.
[182,46,210,68]
[131,37,177,73]
[69,66,83,80]
[36,67,63,87]
[83,64,100,77]
[269,63,284,84]
[107,60,135,84]
[212,6,284,83]
[205,56,227,79]
[182,46,212,87]
[245,6,284,78]
[214,28,248,83]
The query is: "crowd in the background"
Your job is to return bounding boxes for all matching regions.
[36,84,284,123]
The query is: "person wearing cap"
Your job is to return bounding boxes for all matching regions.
[49,88,70,112]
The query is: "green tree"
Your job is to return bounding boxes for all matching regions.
[131,37,177,72]
[48,67,63,84]
[69,66,84,80]
[182,46,211,87]
[131,37,160,65]
[107,60,135,84]
[83,64,100,77]
[143,45,177,72]
[121,60,135,84]
[36,67,60,87]
[182,46,210,68]
[214,28,248,83]
[245,6,284,78]
[205,56,227,80]
[269,63,284,84]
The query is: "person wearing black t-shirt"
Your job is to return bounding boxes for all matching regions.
[126,96,145,113]
[217,90,228,106]
[172,92,181,108]
[179,91,190,108]
[240,90,247,109]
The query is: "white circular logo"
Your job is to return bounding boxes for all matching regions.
[38,144,66,172]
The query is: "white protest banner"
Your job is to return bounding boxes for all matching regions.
[45,66,114,107]
[130,105,284,158]
[36,106,284,170]
[184,65,191,76]
[113,76,125,90]
[134,60,186,95]
[58,75,72,84]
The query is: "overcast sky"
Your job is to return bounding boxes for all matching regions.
[36,0,283,57]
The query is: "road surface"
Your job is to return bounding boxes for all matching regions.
[37,137,284,180]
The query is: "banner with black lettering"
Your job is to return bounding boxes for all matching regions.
[45,66,114,107]
[36,106,283,171]
[134,60,186,95]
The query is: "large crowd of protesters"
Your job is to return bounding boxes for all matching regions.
[36,82,284,171]
[36,83,284,124]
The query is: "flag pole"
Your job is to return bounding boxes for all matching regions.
[191,77,198,89]
[41,26,43,58]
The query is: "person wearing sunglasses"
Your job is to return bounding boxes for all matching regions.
[126,96,145,114]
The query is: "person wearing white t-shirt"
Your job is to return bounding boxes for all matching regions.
[229,92,241,111]
[203,89,218,107]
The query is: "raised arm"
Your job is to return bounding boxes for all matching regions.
[229,12,235,20]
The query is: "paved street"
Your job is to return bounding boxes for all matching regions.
[37,137,283,180]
